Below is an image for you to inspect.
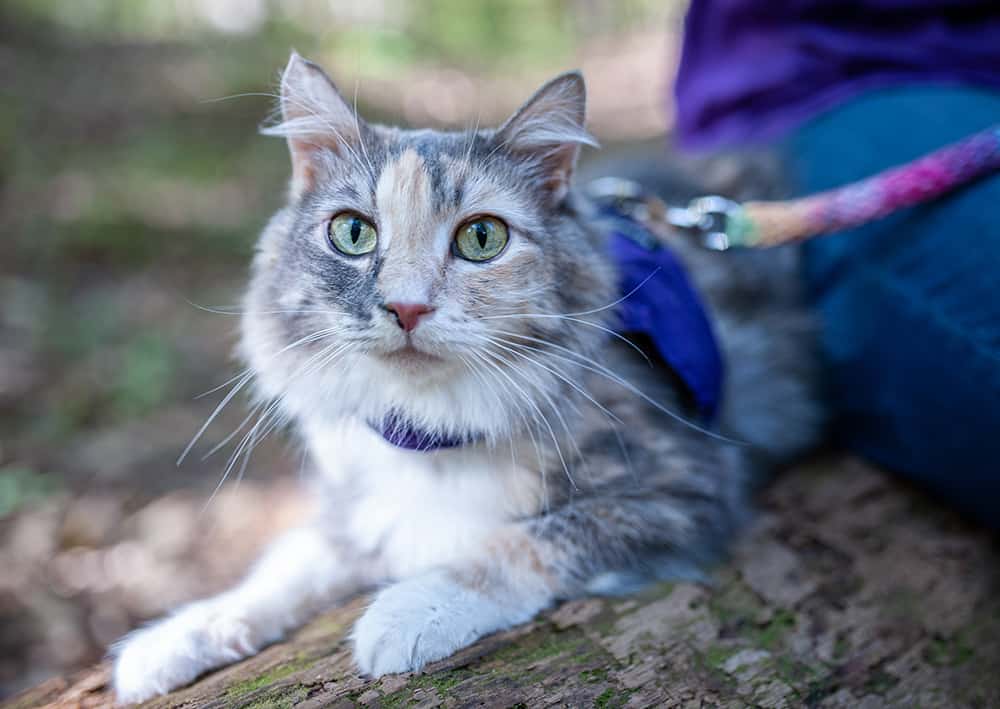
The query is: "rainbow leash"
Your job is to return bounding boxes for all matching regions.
[589,125,1000,250]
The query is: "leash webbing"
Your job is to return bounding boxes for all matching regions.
[724,124,1000,248]
[589,125,1000,250]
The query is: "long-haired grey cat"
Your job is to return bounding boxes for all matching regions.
[113,53,822,703]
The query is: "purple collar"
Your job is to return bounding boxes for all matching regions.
[370,410,473,451]
[372,184,725,452]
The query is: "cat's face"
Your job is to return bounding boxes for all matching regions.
[241,54,615,443]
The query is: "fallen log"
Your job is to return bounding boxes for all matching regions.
[9,456,999,709]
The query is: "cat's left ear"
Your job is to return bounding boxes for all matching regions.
[263,52,366,197]
[497,71,598,203]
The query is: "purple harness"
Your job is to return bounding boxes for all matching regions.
[371,187,725,451]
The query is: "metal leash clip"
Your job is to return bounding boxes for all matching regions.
[585,178,741,251]
[668,196,742,251]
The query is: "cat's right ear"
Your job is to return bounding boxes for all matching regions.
[262,52,363,197]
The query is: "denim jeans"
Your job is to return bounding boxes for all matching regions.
[788,85,1000,529]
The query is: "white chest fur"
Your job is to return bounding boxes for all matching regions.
[305,420,544,578]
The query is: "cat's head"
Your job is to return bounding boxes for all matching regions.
[240,53,616,445]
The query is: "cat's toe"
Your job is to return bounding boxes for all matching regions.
[351,570,528,677]
[112,603,258,704]
[351,572,471,676]
[113,625,199,704]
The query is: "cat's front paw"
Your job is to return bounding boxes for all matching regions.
[351,570,545,677]
[113,601,258,704]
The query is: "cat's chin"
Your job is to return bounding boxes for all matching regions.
[374,345,444,367]
[364,345,466,388]
[370,345,450,379]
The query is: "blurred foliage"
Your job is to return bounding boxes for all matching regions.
[113,334,176,418]
[0,466,61,518]
[6,0,670,73]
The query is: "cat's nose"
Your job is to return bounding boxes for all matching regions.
[384,302,434,332]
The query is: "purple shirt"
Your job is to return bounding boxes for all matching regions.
[674,0,1000,150]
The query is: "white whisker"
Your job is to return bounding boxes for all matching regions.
[493,329,742,445]
[194,325,343,401]
[352,79,378,189]
[470,347,577,491]
[200,401,265,461]
[481,312,652,366]
[201,339,353,513]
[479,338,595,485]
[261,92,371,177]
[182,324,347,467]
[484,335,622,425]
[184,299,350,318]
[560,267,661,318]
[178,371,254,466]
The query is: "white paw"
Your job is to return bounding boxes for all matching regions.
[351,570,543,677]
[113,601,259,705]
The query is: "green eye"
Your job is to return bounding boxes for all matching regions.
[454,217,508,262]
[328,213,377,256]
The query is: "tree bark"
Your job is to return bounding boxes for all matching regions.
[9,456,1000,709]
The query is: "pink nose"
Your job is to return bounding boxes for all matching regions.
[385,302,434,332]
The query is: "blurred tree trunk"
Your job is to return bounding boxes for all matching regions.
[10,456,1000,709]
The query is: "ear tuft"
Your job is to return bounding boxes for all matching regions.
[499,71,597,151]
[261,52,362,197]
[498,71,597,202]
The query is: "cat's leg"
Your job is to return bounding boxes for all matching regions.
[113,525,370,704]
[353,485,736,676]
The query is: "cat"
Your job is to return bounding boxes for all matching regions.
[112,52,822,703]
